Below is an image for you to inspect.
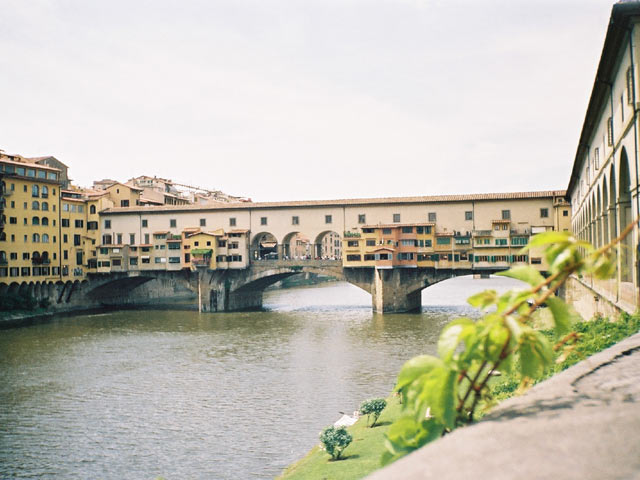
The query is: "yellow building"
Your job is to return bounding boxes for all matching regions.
[0,154,63,284]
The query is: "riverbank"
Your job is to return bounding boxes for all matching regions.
[278,312,640,480]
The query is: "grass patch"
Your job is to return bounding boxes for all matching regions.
[277,395,402,480]
[279,312,640,479]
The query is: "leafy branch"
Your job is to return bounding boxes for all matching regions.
[382,220,638,466]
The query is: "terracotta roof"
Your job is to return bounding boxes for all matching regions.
[101,190,567,215]
[0,156,61,172]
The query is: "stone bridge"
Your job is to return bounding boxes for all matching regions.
[75,260,507,313]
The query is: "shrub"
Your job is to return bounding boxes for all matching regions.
[360,398,387,427]
[319,426,352,460]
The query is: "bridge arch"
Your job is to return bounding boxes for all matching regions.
[251,231,278,260]
[281,231,312,260]
[314,230,342,260]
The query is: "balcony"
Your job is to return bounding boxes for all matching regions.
[191,258,211,267]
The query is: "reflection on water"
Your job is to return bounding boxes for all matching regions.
[0,276,524,480]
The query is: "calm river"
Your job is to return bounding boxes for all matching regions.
[0,276,523,479]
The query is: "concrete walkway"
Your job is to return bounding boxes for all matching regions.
[368,332,640,480]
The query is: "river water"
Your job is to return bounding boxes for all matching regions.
[0,276,523,479]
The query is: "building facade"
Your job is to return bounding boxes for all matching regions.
[566,1,640,315]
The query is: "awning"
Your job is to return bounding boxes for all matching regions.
[191,248,213,255]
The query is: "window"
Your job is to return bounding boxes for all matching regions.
[540,208,549,218]
[32,201,40,210]
[465,211,473,221]
[142,219,148,228]
[90,205,96,214]
[144,233,150,244]
[104,219,111,229]
[116,233,123,244]
[392,213,400,223]
[32,233,40,243]
[607,117,613,146]
[32,216,40,225]
[169,257,181,264]
[563,210,568,217]
[129,233,136,244]
[170,219,177,228]
[63,250,68,260]
[63,234,68,243]
[76,252,83,265]
[41,202,49,211]
[398,252,414,260]
[358,214,366,224]
[531,257,542,265]
[41,186,48,197]
[401,226,413,233]
[436,237,451,245]
[347,240,359,247]
[346,254,361,261]
[229,217,236,227]
[425,239,432,247]
[401,239,416,246]
[325,215,332,224]
[32,185,39,197]
[75,219,84,228]
[365,239,376,246]
[200,218,206,227]
[261,217,267,225]
[42,217,49,226]
[87,221,98,230]
[428,212,436,222]
[130,257,139,266]
[61,218,69,227]
[594,148,600,169]
[382,228,392,235]
[9,217,16,224]
[74,235,81,246]
[501,210,510,220]
[292,216,299,225]
[102,234,112,244]
[496,238,508,246]
[168,242,180,250]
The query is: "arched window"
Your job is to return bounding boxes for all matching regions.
[32,216,40,226]
[90,205,96,214]
[41,202,49,211]
[0,251,6,262]
[32,251,41,262]
[42,186,48,197]
[0,232,5,242]
[32,233,40,243]
[42,234,49,243]
[41,251,49,262]
[32,185,39,197]
[41,217,49,226]
[32,201,40,210]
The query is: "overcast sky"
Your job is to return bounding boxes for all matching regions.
[0,0,616,201]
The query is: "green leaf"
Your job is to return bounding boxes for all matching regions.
[525,231,572,249]
[545,296,574,335]
[496,289,533,314]
[438,318,474,364]
[382,417,444,466]
[519,330,553,378]
[412,366,458,429]
[467,290,498,310]
[497,265,545,287]
[395,355,443,393]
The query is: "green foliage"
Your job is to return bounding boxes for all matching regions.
[360,398,388,427]
[319,426,353,460]
[382,226,633,466]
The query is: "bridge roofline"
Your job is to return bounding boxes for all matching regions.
[100,190,567,216]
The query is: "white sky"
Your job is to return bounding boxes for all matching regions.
[0,0,615,201]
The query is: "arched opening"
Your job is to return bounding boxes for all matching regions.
[618,149,633,282]
[251,232,278,260]
[314,230,342,260]
[282,231,311,260]
[41,201,49,211]
[32,216,40,226]
[32,200,40,210]
[609,164,617,244]
[41,217,49,226]
[90,205,96,214]
[602,176,609,245]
